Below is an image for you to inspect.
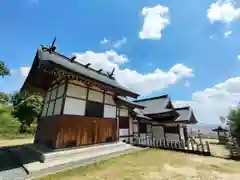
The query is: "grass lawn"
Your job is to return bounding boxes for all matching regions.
[38,149,240,180]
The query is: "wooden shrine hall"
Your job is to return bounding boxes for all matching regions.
[21,39,199,149]
[21,40,143,149]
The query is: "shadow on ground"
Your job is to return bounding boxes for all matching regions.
[0,143,55,173]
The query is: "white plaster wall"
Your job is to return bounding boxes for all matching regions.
[63,97,86,115]
[165,133,180,141]
[50,88,57,100]
[41,104,48,116]
[45,91,50,103]
[69,80,87,87]
[57,84,65,98]
[120,108,128,117]
[152,126,164,139]
[104,105,116,118]
[54,98,63,115]
[133,124,138,133]
[119,129,129,142]
[88,89,103,102]
[105,94,115,105]
[47,101,54,116]
[67,84,87,99]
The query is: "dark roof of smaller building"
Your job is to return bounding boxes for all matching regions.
[212,125,228,132]
[133,95,173,115]
[133,108,152,120]
[175,106,198,124]
[115,96,145,109]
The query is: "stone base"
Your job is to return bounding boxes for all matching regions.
[20,142,137,174]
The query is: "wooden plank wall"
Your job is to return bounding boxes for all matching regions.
[35,115,117,149]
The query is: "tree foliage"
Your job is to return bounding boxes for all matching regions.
[0,104,20,135]
[0,60,10,77]
[11,92,43,132]
[228,107,240,143]
[0,91,9,104]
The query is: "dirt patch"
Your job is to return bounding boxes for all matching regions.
[163,164,197,177]
[0,138,33,148]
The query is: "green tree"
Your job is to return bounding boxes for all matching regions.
[11,92,43,132]
[0,91,9,104]
[0,60,10,77]
[228,107,240,143]
[0,104,20,135]
[10,91,28,107]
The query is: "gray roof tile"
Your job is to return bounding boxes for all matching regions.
[175,106,198,124]
[37,48,139,98]
[133,95,172,114]
[116,96,145,109]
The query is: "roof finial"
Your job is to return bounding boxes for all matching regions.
[84,63,91,68]
[97,69,103,73]
[70,55,76,62]
[107,68,115,77]
[49,36,57,52]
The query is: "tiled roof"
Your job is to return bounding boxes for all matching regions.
[28,47,139,98]
[115,96,145,109]
[175,106,198,124]
[133,95,172,115]
[133,108,152,120]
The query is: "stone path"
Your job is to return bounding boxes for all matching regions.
[0,149,27,180]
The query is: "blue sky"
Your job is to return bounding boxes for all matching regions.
[1,0,240,124]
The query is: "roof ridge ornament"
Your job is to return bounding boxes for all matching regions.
[107,68,115,78]
[49,36,57,53]
[70,55,76,63]
[97,69,103,73]
[84,63,91,68]
[40,36,57,53]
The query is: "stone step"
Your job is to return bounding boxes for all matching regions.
[22,143,137,173]
[26,146,143,180]
[24,142,131,163]
[44,142,132,162]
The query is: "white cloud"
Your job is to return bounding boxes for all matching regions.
[174,77,240,124]
[20,66,30,77]
[237,55,240,60]
[113,37,127,48]
[224,30,232,37]
[100,37,127,49]
[184,80,190,87]
[74,50,193,95]
[100,38,109,45]
[209,35,214,39]
[139,4,169,40]
[207,0,240,23]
